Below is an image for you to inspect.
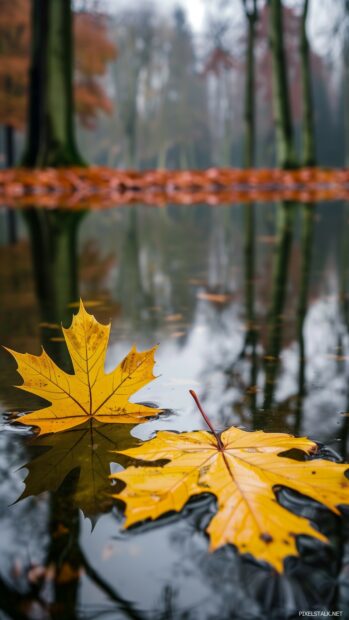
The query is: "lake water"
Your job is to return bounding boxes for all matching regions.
[0,199,349,619]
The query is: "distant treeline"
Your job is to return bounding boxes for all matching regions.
[0,0,348,169]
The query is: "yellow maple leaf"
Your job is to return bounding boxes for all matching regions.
[6,301,161,434]
[112,422,349,572]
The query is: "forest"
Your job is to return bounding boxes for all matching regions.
[0,0,348,172]
[1,2,349,620]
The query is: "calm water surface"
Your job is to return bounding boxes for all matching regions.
[0,200,349,619]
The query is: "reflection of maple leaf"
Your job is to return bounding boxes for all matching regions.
[6,301,161,434]
[18,421,139,518]
[112,425,349,572]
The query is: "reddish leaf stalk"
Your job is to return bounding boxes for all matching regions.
[189,390,224,451]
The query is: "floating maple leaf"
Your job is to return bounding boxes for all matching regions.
[6,301,161,434]
[111,392,349,572]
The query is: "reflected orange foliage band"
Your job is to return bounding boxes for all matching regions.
[1,167,349,208]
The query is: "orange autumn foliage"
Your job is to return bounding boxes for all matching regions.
[74,12,117,127]
[0,166,349,209]
[0,2,117,130]
[0,0,30,130]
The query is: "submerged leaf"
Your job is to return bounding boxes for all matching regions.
[6,300,161,434]
[112,426,349,572]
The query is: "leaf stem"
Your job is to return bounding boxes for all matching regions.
[189,390,224,451]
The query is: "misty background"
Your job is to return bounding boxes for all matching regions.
[1,0,348,170]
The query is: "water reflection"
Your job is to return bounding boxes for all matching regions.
[23,208,84,361]
[0,199,349,618]
[295,202,315,435]
[262,201,294,421]
[19,421,139,518]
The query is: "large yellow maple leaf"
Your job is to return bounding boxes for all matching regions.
[6,301,161,434]
[112,425,349,572]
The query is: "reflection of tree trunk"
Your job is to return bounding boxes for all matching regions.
[26,245,82,620]
[243,203,259,425]
[294,203,315,434]
[22,0,84,167]
[47,480,145,620]
[117,208,152,326]
[244,204,256,336]
[48,483,80,620]
[24,210,80,318]
[119,208,141,299]
[341,211,349,334]
[300,0,316,166]
[340,402,349,461]
[4,124,17,244]
[23,208,145,619]
[0,577,40,620]
[262,202,294,420]
[336,200,349,620]
[269,0,296,169]
[24,209,84,361]
[340,210,349,458]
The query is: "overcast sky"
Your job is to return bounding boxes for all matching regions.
[101,0,341,48]
[100,0,206,31]
[79,0,343,66]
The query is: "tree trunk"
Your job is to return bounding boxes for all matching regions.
[4,125,18,243]
[345,62,349,167]
[157,144,168,169]
[344,1,349,166]
[4,124,14,167]
[22,0,84,167]
[268,0,296,169]
[243,14,256,168]
[300,0,316,166]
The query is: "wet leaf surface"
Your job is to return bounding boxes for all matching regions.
[7,301,161,434]
[112,423,349,571]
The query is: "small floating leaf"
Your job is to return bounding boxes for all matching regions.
[6,301,161,434]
